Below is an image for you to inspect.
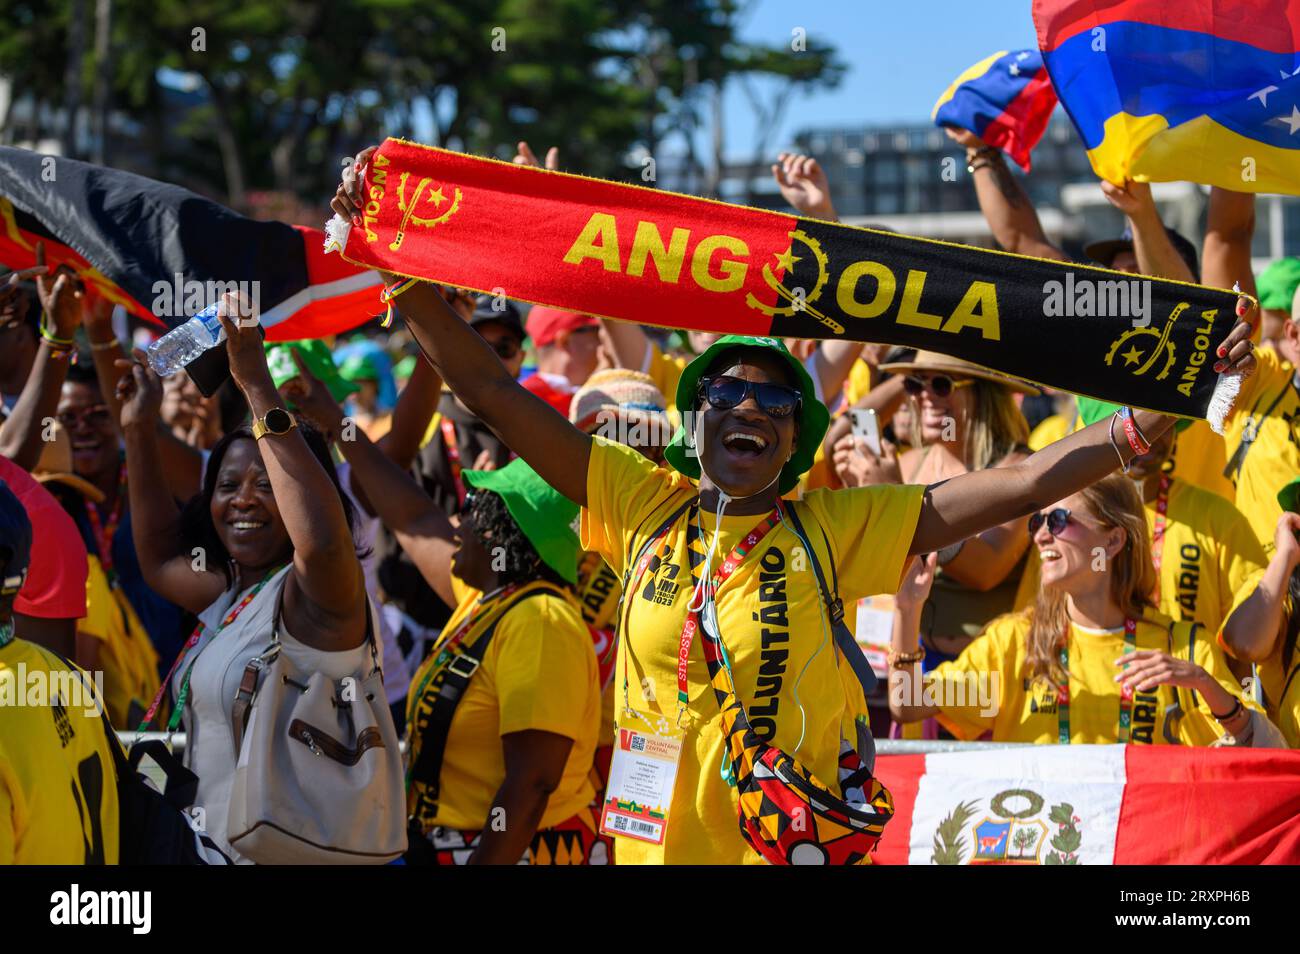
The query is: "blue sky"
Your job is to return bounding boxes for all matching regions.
[717,0,1040,155]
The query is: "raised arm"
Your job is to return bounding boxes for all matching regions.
[1100,180,1195,283]
[810,340,865,406]
[117,354,226,614]
[214,296,366,640]
[1201,187,1258,297]
[600,317,652,371]
[0,257,80,469]
[1220,513,1300,664]
[333,147,592,506]
[911,306,1257,556]
[375,348,442,470]
[946,127,1068,262]
[281,353,458,608]
[85,296,203,500]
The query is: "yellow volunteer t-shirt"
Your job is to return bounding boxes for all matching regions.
[80,554,160,728]
[574,549,622,747]
[842,358,875,409]
[644,343,688,418]
[1224,346,1300,553]
[1256,641,1300,748]
[582,437,924,864]
[405,577,600,833]
[1150,479,1266,633]
[930,611,1248,744]
[0,639,120,864]
[1219,577,1300,747]
[1167,420,1235,504]
[1028,414,1070,452]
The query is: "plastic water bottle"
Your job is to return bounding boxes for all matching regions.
[146,303,226,377]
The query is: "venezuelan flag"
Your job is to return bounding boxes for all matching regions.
[932,49,1059,170]
[1034,0,1300,194]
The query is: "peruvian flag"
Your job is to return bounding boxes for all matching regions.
[875,746,1300,865]
[0,147,381,342]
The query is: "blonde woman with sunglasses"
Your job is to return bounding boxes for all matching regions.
[890,473,1283,747]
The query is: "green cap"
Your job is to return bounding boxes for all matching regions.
[663,334,829,495]
[265,340,357,403]
[1278,477,1300,515]
[1257,257,1300,312]
[1075,396,1190,434]
[462,458,580,584]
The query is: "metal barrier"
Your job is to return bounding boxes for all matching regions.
[117,732,1030,756]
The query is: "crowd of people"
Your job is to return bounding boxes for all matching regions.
[1,133,1297,865]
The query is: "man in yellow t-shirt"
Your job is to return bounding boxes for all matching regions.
[584,438,922,864]
[927,611,1249,745]
[0,481,119,864]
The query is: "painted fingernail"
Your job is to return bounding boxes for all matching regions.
[1217,346,1227,357]
[1237,300,1247,315]
[352,215,361,226]
[353,162,360,171]
[1214,361,1226,373]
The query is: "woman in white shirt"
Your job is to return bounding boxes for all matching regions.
[117,295,374,861]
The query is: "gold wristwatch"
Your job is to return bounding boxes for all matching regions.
[251,407,297,440]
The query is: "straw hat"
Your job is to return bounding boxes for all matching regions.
[877,350,1039,395]
[569,369,670,435]
[32,421,106,503]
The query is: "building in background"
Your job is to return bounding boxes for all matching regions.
[694,111,1300,272]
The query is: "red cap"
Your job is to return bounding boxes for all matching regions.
[526,306,599,346]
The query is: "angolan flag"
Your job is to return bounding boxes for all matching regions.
[874,745,1300,864]
[0,146,381,341]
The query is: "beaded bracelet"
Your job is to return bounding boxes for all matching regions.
[378,277,422,329]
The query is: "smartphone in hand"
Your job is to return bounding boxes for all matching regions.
[850,408,882,457]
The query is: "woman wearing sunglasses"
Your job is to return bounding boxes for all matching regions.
[890,473,1282,746]
[333,151,1258,863]
[841,352,1039,681]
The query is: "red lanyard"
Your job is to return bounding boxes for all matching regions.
[1150,475,1170,601]
[1056,616,1137,744]
[440,418,466,508]
[626,502,782,714]
[136,566,284,733]
[85,458,128,577]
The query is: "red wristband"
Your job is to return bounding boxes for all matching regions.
[1118,407,1150,457]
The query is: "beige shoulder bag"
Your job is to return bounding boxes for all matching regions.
[226,586,407,864]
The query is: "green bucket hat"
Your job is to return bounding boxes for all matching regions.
[1278,477,1300,516]
[663,334,829,495]
[1257,257,1300,312]
[462,458,580,584]
[1075,396,1191,434]
[265,340,358,403]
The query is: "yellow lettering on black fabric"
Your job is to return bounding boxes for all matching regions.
[896,270,943,330]
[836,261,896,318]
[563,212,622,272]
[942,281,1001,340]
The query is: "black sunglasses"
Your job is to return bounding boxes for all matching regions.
[1027,508,1074,536]
[698,374,801,419]
[902,374,974,398]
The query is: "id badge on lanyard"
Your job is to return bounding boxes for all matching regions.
[599,708,683,845]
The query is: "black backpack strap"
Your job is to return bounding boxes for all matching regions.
[783,502,878,695]
[407,585,566,808]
